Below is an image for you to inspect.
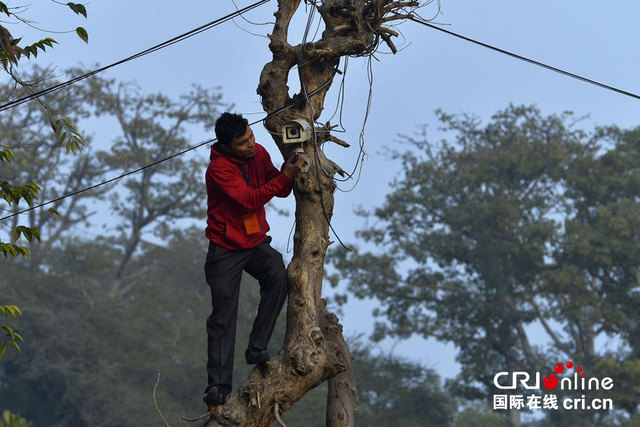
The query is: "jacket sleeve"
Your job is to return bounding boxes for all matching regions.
[209,160,292,210]
[262,148,293,198]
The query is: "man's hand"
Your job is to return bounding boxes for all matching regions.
[283,153,305,178]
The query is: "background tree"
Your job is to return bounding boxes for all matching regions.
[330,105,640,426]
[1,68,103,255]
[349,339,456,426]
[1,4,89,422]
[1,216,457,426]
[79,74,225,298]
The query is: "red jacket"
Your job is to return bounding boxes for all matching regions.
[205,142,292,250]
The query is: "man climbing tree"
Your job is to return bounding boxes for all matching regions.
[203,112,305,408]
[201,1,424,426]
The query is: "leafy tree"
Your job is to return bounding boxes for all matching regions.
[0,227,213,426]
[1,224,459,426]
[350,340,456,426]
[330,105,640,425]
[1,8,90,416]
[0,66,98,383]
[1,68,102,254]
[0,67,224,424]
[453,401,505,427]
[78,74,225,298]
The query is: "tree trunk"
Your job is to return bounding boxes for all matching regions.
[203,121,355,426]
[204,1,419,424]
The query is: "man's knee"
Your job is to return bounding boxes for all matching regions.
[265,254,287,285]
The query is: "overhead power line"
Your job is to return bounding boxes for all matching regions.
[0,137,217,223]
[0,0,271,112]
[11,7,638,222]
[0,74,338,223]
[408,16,640,101]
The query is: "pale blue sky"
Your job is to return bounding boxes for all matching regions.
[9,0,640,378]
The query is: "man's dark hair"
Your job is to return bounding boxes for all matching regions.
[215,112,248,146]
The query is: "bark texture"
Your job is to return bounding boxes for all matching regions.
[204,2,418,425]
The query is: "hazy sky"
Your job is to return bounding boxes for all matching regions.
[10,0,640,378]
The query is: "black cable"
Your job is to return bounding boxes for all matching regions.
[336,54,372,191]
[0,137,215,222]
[0,0,271,112]
[0,74,337,223]
[327,56,348,133]
[407,15,640,101]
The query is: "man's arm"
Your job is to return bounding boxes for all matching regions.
[209,162,293,210]
[262,148,305,198]
[262,148,283,184]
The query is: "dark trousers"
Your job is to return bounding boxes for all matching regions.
[204,237,288,393]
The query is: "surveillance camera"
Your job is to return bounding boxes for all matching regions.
[286,126,301,140]
[282,119,311,144]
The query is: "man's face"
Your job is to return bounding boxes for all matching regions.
[228,126,256,159]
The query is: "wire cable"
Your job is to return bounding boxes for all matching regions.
[407,15,640,101]
[0,137,215,222]
[0,0,271,112]
[326,56,348,133]
[336,54,372,191]
[0,73,337,223]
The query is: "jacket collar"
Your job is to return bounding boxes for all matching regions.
[211,142,253,163]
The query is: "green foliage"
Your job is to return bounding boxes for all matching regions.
[0,243,30,259]
[1,4,90,420]
[0,148,15,164]
[17,38,58,60]
[0,306,22,318]
[0,51,16,67]
[351,340,456,426]
[49,116,85,153]
[1,0,90,259]
[0,68,97,261]
[75,27,88,43]
[330,105,640,422]
[67,2,88,18]
[0,177,41,259]
[11,226,40,244]
[0,176,41,259]
[0,181,40,206]
[0,1,88,49]
[0,305,23,358]
[590,355,640,415]
[0,2,10,17]
[0,410,32,427]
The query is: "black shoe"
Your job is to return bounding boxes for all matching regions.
[202,385,227,407]
[245,346,270,365]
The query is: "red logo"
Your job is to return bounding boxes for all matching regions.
[542,361,585,390]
